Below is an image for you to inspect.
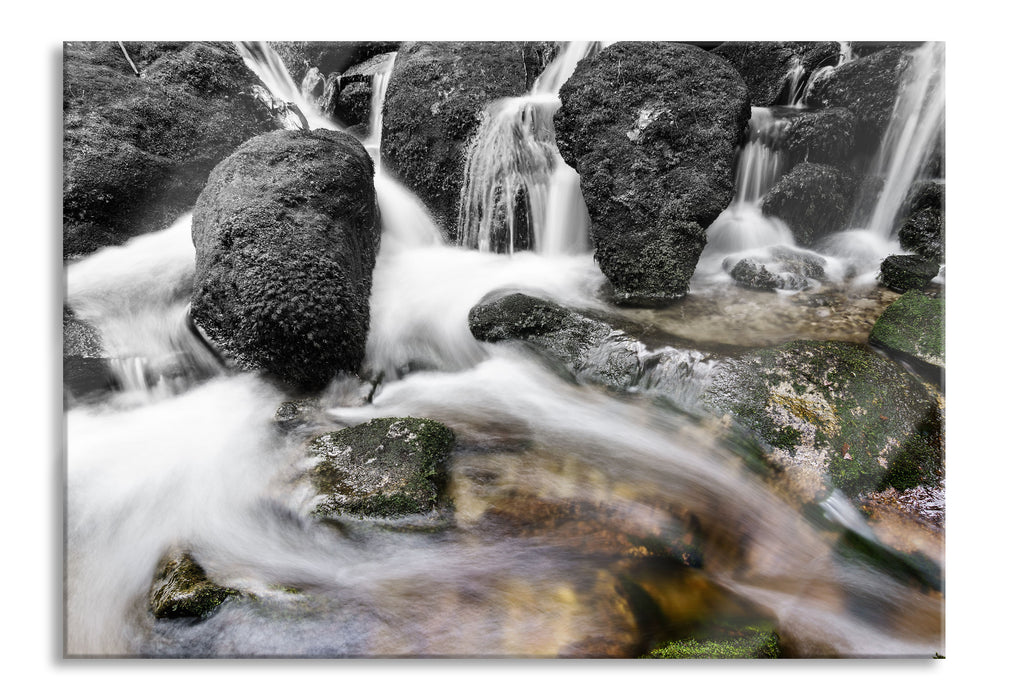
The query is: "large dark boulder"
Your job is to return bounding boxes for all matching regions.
[190,129,380,391]
[712,41,840,106]
[555,42,749,304]
[761,163,855,246]
[782,107,856,165]
[380,42,533,237]
[63,42,279,258]
[805,47,914,155]
[701,340,943,497]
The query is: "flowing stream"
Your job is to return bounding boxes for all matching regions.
[63,41,944,658]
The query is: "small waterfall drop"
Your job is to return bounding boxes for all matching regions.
[696,107,795,279]
[862,41,945,238]
[457,42,600,256]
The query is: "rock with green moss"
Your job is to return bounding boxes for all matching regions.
[701,340,943,497]
[879,254,940,293]
[149,549,238,620]
[306,417,456,519]
[468,292,644,388]
[869,290,944,377]
[644,624,782,659]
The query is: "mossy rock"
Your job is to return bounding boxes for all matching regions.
[63,307,104,358]
[701,340,943,497]
[879,254,940,293]
[897,181,944,260]
[644,623,782,659]
[868,290,944,377]
[149,550,238,620]
[306,417,456,518]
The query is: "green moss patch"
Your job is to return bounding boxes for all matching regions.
[869,290,944,374]
[644,624,782,659]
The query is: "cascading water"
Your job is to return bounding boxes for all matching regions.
[64,40,944,659]
[694,107,795,280]
[457,42,600,256]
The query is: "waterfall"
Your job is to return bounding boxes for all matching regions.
[861,41,945,238]
[696,108,795,278]
[457,42,600,256]
[363,53,396,170]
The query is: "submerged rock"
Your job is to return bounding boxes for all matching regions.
[805,47,913,155]
[149,549,238,620]
[555,42,749,304]
[762,163,855,247]
[305,417,456,519]
[701,340,943,498]
[190,129,380,391]
[380,42,532,237]
[63,42,279,258]
[782,107,856,165]
[879,254,940,293]
[726,246,828,292]
[868,290,945,378]
[712,41,840,106]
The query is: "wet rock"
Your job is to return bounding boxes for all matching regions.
[149,549,238,619]
[712,41,840,106]
[63,357,119,406]
[850,42,924,59]
[190,129,380,391]
[63,307,104,358]
[805,47,914,155]
[879,254,940,293]
[783,107,856,165]
[63,42,279,258]
[701,340,944,498]
[555,42,749,304]
[305,417,455,519]
[897,181,944,260]
[380,42,532,237]
[468,292,643,388]
[726,246,828,292]
[762,163,855,247]
[868,290,944,378]
[333,81,372,129]
[272,41,401,85]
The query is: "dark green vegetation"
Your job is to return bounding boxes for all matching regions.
[307,417,456,518]
[190,129,380,391]
[555,42,749,304]
[702,340,943,497]
[869,290,945,375]
[149,550,239,620]
[644,623,782,659]
[380,42,539,237]
[63,42,278,258]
